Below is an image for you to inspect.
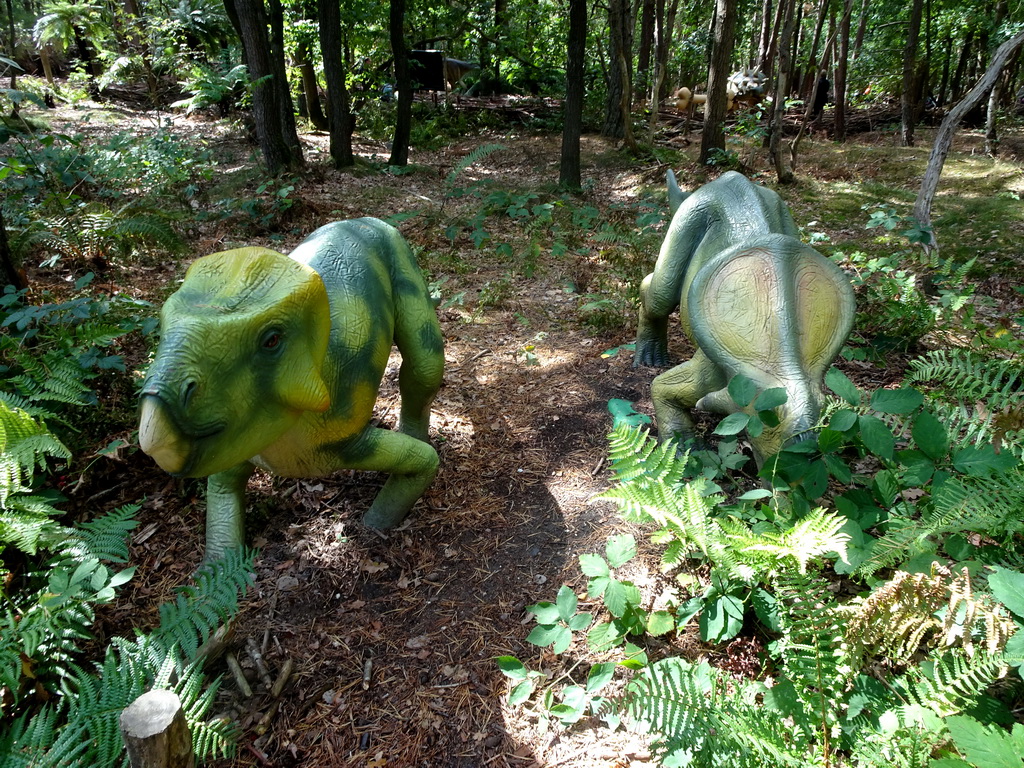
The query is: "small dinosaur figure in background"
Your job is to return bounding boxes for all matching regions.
[634,170,855,464]
[139,219,444,562]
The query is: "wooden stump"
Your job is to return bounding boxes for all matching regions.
[119,690,195,768]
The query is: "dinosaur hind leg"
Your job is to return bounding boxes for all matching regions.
[393,293,444,443]
[651,349,727,444]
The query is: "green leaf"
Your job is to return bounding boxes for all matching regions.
[873,469,900,507]
[828,409,859,432]
[646,610,676,636]
[988,567,1024,620]
[951,445,1020,477]
[754,387,788,411]
[579,553,609,578]
[586,662,616,693]
[568,612,594,632]
[587,575,610,599]
[526,625,561,647]
[496,656,528,680]
[606,534,637,569]
[826,367,861,405]
[587,621,624,652]
[824,453,852,484]
[945,715,1024,768]
[604,579,640,618]
[913,410,949,460]
[555,585,578,623]
[728,374,758,407]
[870,387,924,414]
[817,428,847,454]
[508,680,534,705]
[714,412,750,436]
[551,625,573,654]
[700,594,744,643]
[738,488,773,501]
[859,414,895,460]
[528,602,561,625]
[746,413,765,438]
[752,588,781,633]
[801,459,829,500]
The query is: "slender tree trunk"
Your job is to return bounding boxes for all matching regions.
[852,0,869,59]
[936,34,951,105]
[296,39,329,131]
[950,30,973,101]
[318,0,354,166]
[984,0,1008,155]
[636,0,655,100]
[770,0,797,182]
[914,28,1024,250]
[899,0,924,146]
[801,0,830,102]
[602,0,633,141]
[757,0,772,69]
[228,0,302,174]
[266,0,301,158]
[700,0,735,164]
[559,0,587,191]
[834,0,852,140]
[5,0,16,89]
[0,208,27,291]
[389,0,412,166]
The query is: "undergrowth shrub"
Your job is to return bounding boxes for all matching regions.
[500,372,1024,767]
[0,400,252,767]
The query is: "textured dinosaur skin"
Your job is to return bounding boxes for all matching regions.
[139,219,444,561]
[634,171,855,464]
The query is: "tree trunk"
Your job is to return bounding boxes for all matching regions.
[297,39,328,131]
[559,0,587,191]
[852,0,869,59]
[266,0,301,158]
[120,690,195,768]
[318,0,354,166]
[636,0,655,100]
[983,0,1008,155]
[834,0,852,140]
[914,28,1024,250]
[602,0,632,140]
[950,30,973,102]
[899,0,924,146]
[226,0,302,174]
[0,208,27,291]
[769,0,797,182]
[801,0,830,102]
[699,0,735,164]
[936,34,951,105]
[389,0,412,166]
[757,0,773,70]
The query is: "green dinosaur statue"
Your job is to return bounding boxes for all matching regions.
[634,170,855,464]
[139,219,444,561]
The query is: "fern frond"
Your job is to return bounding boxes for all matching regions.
[897,651,1014,717]
[61,504,140,564]
[445,143,507,186]
[154,548,255,658]
[772,568,849,744]
[905,349,1024,454]
[603,422,687,487]
[839,565,1017,671]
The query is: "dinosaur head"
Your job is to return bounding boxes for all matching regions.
[139,248,332,478]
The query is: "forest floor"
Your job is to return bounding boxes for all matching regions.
[20,95,1024,767]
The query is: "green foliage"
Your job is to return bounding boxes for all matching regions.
[503,369,1024,765]
[0,275,155,424]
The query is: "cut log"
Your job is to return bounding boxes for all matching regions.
[119,690,195,768]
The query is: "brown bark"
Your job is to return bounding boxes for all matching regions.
[296,39,328,131]
[914,28,1024,250]
[389,0,412,166]
[899,0,925,146]
[769,0,796,182]
[559,0,587,191]
[834,0,852,140]
[699,0,735,164]
[0,208,27,291]
[317,0,354,167]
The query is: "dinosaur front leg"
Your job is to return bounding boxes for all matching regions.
[337,427,439,529]
[634,274,672,367]
[651,349,727,443]
[205,461,256,562]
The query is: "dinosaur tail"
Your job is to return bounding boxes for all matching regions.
[687,234,855,460]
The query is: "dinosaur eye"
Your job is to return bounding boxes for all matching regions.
[261,331,282,350]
